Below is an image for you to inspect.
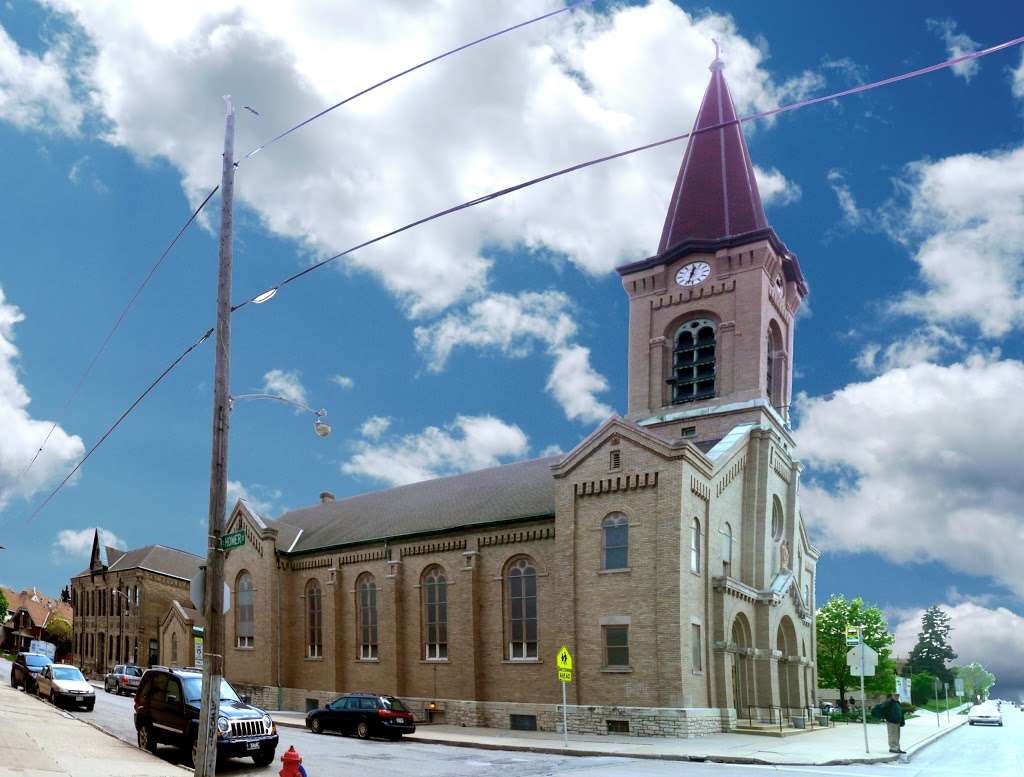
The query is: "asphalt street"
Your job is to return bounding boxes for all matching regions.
[2,660,1020,775]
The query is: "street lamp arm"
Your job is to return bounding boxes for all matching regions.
[229,393,326,416]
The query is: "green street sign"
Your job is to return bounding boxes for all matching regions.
[221,530,245,550]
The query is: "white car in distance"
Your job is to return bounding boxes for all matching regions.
[967,703,1003,726]
[35,664,95,711]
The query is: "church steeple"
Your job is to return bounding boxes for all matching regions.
[658,51,768,253]
[617,48,808,440]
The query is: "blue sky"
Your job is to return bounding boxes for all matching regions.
[1,1,1022,694]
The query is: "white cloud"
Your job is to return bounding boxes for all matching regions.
[927,18,980,82]
[546,345,612,424]
[0,23,84,133]
[41,0,807,315]
[891,602,1024,698]
[359,415,391,440]
[0,287,84,511]
[854,325,965,374]
[795,356,1024,597]
[414,290,611,423]
[53,527,125,559]
[754,165,801,207]
[67,155,108,193]
[343,414,528,486]
[1013,50,1024,100]
[260,369,307,408]
[887,146,1024,337]
[226,479,281,515]
[330,374,354,390]
[826,169,864,226]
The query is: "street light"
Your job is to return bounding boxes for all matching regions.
[228,394,331,438]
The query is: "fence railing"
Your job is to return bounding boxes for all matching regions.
[743,705,831,731]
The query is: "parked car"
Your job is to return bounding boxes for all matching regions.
[10,652,52,694]
[306,692,415,740]
[133,667,278,767]
[104,664,143,696]
[35,664,95,710]
[967,703,1003,726]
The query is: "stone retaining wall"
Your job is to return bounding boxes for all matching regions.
[233,682,735,737]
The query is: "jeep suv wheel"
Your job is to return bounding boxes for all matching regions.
[138,724,158,754]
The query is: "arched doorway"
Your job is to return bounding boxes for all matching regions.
[731,613,753,716]
[776,616,800,713]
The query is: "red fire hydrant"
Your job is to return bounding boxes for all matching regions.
[279,745,306,777]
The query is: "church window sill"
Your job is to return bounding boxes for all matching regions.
[598,568,631,575]
[600,666,633,673]
[502,659,542,665]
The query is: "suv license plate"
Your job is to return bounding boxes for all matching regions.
[76,696,84,702]
[247,742,259,751]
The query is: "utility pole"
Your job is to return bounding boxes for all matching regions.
[195,95,235,777]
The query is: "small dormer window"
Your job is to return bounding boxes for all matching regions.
[669,319,716,404]
[609,449,621,470]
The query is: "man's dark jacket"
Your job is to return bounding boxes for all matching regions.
[873,699,905,726]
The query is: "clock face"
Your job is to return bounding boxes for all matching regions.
[675,261,711,287]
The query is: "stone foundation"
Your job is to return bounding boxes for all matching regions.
[232,683,735,738]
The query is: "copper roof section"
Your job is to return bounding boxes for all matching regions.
[658,55,768,253]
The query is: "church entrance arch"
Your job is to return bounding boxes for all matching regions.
[730,613,753,716]
[776,616,800,713]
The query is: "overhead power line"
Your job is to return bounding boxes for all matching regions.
[18,0,595,480]
[22,31,1024,525]
[234,31,1024,310]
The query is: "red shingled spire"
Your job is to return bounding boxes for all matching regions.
[658,51,768,253]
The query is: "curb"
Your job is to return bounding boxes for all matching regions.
[904,717,968,762]
[273,713,967,767]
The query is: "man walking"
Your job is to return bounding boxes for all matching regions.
[874,694,906,754]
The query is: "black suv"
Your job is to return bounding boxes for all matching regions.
[133,667,278,767]
[306,692,415,740]
[10,652,53,694]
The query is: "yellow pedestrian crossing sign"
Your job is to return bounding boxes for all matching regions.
[556,646,573,671]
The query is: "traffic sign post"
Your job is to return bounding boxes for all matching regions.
[556,646,573,749]
[944,682,950,723]
[844,626,873,753]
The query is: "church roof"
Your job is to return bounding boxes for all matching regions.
[73,543,202,581]
[658,55,767,253]
[270,455,560,555]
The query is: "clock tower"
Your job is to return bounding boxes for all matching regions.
[617,53,808,444]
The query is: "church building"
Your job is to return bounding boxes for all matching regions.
[220,55,819,737]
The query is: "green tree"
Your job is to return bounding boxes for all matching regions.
[0,589,8,624]
[952,662,996,702]
[45,616,73,658]
[816,594,896,709]
[906,606,957,684]
[911,672,937,705]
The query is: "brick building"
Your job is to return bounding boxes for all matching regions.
[0,587,72,655]
[69,530,202,675]
[219,55,820,736]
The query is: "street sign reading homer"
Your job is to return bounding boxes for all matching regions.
[556,646,573,671]
[221,530,245,550]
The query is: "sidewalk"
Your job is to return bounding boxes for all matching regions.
[0,682,183,777]
[272,706,966,765]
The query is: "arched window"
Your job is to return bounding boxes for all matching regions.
[506,557,538,660]
[602,513,629,570]
[356,574,378,660]
[235,572,254,648]
[690,518,701,573]
[171,632,178,664]
[722,522,733,575]
[771,498,784,541]
[766,332,776,408]
[671,319,716,404]
[422,567,448,660]
[306,579,322,659]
